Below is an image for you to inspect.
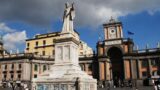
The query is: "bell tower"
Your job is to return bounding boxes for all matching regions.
[103,17,123,40]
[97,17,135,83]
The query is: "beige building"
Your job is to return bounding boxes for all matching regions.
[25,32,61,56]
[79,40,93,56]
[0,53,53,88]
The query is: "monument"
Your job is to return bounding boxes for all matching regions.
[32,3,97,90]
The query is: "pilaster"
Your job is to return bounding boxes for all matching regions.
[123,60,127,79]
[148,59,152,76]
[137,60,142,79]
[129,59,133,79]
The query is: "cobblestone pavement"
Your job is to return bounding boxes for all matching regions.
[0,86,154,90]
[0,87,22,90]
[98,86,154,90]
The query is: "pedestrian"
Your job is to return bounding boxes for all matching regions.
[101,84,104,88]
[107,81,111,90]
[152,79,157,90]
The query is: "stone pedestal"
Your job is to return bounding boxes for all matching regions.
[32,37,97,90]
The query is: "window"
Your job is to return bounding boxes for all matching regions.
[43,65,46,72]
[142,71,147,77]
[5,65,7,70]
[11,64,14,69]
[18,74,21,79]
[141,60,148,68]
[88,64,92,71]
[19,64,21,69]
[53,39,55,43]
[11,74,14,79]
[42,51,45,55]
[4,74,6,79]
[35,52,38,55]
[34,74,37,78]
[52,50,55,55]
[27,43,30,47]
[80,52,83,55]
[34,64,38,71]
[36,41,38,47]
[43,40,46,46]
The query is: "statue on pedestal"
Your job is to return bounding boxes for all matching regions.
[32,3,97,90]
[62,2,75,33]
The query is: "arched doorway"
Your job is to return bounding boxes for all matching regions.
[107,47,124,80]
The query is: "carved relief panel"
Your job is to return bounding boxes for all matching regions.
[57,46,63,60]
[64,45,70,60]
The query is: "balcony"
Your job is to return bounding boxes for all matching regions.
[34,44,55,49]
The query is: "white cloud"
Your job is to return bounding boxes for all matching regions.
[3,30,27,51]
[0,23,15,33]
[0,22,27,51]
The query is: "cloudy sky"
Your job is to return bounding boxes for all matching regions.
[0,0,160,52]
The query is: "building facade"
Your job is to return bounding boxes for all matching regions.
[25,32,93,56]
[0,18,159,88]
[0,30,94,88]
[96,18,160,86]
[0,53,53,88]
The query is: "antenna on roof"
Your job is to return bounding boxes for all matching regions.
[135,45,139,51]
[3,50,5,55]
[157,42,160,48]
[146,44,149,49]
[10,50,12,54]
[0,35,3,42]
[16,49,19,54]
